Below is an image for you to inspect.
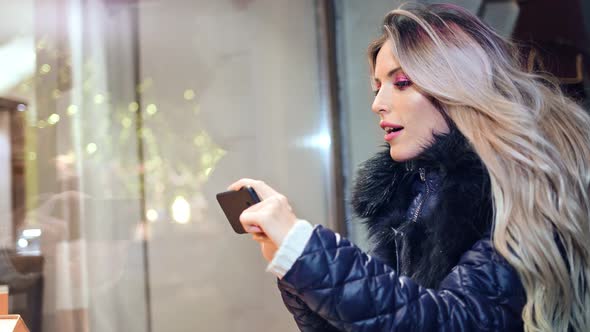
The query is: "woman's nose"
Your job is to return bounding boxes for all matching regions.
[371,91,389,115]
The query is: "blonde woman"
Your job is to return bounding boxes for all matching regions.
[228,3,590,331]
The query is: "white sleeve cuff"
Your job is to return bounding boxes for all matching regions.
[265,219,314,279]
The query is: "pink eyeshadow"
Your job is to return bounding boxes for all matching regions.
[394,74,410,82]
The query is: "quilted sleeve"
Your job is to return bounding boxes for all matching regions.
[277,225,525,332]
[278,283,341,332]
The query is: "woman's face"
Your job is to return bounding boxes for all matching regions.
[372,40,449,162]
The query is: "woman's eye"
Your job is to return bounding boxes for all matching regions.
[372,80,410,95]
[394,80,412,89]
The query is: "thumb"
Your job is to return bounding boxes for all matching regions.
[249,225,263,233]
[240,210,265,234]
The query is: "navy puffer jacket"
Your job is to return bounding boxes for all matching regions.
[276,129,526,331]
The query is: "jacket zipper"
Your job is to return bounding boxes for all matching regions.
[392,168,429,272]
[391,227,401,272]
[411,168,430,223]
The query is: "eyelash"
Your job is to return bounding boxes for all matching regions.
[373,80,412,96]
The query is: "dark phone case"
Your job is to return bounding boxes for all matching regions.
[216,186,261,234]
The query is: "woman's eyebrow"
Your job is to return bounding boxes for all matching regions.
[373,67,402,84]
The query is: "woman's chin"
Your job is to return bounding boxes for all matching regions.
[389,146,415,162]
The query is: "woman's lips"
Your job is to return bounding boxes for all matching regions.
[384,129,403,141]
[380,121,404,141]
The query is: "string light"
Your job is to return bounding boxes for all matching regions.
[86,143,97,154]
[18,82,30,93]
[67,105,78,115]
[40,64,51,74]
[204,167,213,176]
[146,104,157,115]
[47,113,60,125]
[136,78,153,94]
[184,89,195,100]
[201,153,212,165]
[94,94,105,104]
[172,196,190,224]
[17,239,28,249]
[121,117,132,128]
[146,209,159,222]
[36,39,46,50]
[129,102,139,112]
[193,132,208,147]
[83,80,92,91]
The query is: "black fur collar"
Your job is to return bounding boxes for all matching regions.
[351,128,493,288]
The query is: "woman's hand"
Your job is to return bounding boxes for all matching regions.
[252,232,279,262]
[227,178,298,261]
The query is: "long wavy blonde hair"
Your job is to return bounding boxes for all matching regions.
[368,3,590,331]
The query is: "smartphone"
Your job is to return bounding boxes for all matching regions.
[216,186,261,234]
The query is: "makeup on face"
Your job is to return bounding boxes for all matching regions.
[393,73,412,89]
[371,39,450,161]
[374,72,412,142]
[373,67,413,92]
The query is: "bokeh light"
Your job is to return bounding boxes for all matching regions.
[172,196,190,224]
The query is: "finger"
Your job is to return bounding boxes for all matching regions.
[227,178,253,191]
[227,178,263,192]
[241,200,264,212]
[254,232,269,239]
[249,225,263,233]
[240,206,273,233]
[239,198,274,233]
[252,232,269,242]
[227,178,278,200]
[241,195,275,213]
[240,209,269,234]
